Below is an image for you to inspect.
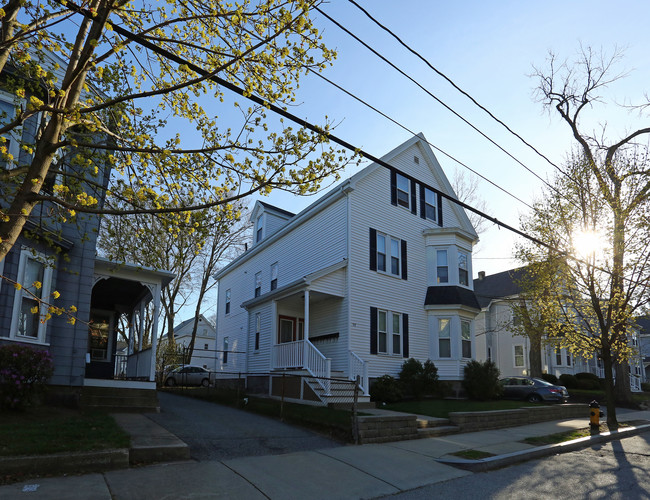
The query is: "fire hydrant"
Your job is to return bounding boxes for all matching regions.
[589,400,604,434]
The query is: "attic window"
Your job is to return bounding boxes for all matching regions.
[414,156,419,164]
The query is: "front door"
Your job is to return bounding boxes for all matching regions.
[85,310,115,379]
[278,316,304,343]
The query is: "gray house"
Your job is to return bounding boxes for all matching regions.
[0,51,173,410]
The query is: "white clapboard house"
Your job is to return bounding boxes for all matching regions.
[213,134,481,405]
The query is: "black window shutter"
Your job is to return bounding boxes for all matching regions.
[370,307,378,354]
[419,184,426,219]
[390,170,397,206]
[410,179,417,214]
[402,313,409,358]
[369,228,377,271]
[401,239,408,280]
[437,192,443,227]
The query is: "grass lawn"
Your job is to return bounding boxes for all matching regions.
[383,399,542,419]
[0,406,130,457]
[451,449,495,460]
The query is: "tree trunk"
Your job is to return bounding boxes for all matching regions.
[601,342,618,430]
[528,335,543,378]
[614,361,633,403]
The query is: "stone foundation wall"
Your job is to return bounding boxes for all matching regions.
[449,404,587,432]
[356,415,418,444]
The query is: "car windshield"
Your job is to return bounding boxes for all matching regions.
[533,378,554,386]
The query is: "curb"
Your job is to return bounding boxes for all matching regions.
[0,449,130,476]
[437,423,650,472]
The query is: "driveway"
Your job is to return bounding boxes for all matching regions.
[146,392,343,461]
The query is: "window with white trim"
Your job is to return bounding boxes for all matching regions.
[437,250,448,284]
[396,173,410,209]
[255,313,261,350]
[225,289,231,314]
[223,336,229,364]
[270,262,278,291]
[461,320,472,358]
[0,92,22,170]
[254,272,261,298]
[555,349,562,366]
[376,232,401,277]
[377,309,402,355]
[255,215,264,243]
[458,251,469,286]
[514,345,525,367]
[377,234,386,272]
[10,249,54,343]
[424,187,437,222]
[438,318,451,358]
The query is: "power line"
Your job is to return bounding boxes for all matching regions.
[64,1,639,285]
[346,0,566,177]
[306,68,534,210]
[314,5,585,214]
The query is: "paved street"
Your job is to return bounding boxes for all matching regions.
[146,391,342,460]
[386,434,650,499]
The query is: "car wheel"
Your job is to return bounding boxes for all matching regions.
[527,393,542,403]
[201,378,209,387]
[166,378,176,387]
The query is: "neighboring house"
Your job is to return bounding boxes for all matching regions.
[173,314,217,369]
[636,317,650,380]
[214,134,481,404]
[474,268,644,391]
[0,50,173,409]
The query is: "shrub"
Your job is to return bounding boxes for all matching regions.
[462,360,501,401]
[559,374,578,389]
[369,375,403,404]
[576,378,600,390]
[540,373,558,384]
[575,372,600,382]
[641,382,650,393]
[0,344,54,409]
[398,358,439,399]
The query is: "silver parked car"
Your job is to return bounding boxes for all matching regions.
[499,376,569,403]
[164,365,212,387]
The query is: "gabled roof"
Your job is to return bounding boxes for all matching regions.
[173,314,214,334]
[257,201,295,218]
[215,134,477,279]
[636,316,650,336]
[473,267,528,308]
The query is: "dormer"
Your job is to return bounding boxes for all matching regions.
[250,201,295,247]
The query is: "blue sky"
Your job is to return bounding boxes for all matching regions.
[191,0,650,321]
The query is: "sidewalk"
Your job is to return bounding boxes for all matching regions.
[2,410,649,499]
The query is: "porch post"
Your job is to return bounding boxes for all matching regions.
[149,283,161,382]
[303,290,310,369]
[128,311,135,355]
[270,300,277,370]
[138,300,145,351]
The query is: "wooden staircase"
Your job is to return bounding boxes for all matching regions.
[307,370,374,408]
[81,386,160,413]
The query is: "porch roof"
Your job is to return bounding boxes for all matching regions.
[240,259,347,310]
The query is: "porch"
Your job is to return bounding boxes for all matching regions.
[83,257,174,410]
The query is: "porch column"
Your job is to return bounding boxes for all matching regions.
[149,283,162,382]
[270,300,277,370]
[138,300,145,351]
[303,290,310,367]
[128,311,135,355]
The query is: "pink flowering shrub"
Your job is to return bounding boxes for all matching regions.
[0,344,54,409]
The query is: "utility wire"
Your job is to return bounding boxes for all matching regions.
[314,6,584,214]
[64,1,638,284]
[305,67,534,210]
[346,0,566,177]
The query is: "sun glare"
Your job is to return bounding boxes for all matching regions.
[572,229,606,259]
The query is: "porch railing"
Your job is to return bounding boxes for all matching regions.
[631,374,642,392]
[126,347,153,380]
[272,340,331,395]
[272,340,304,369]
[349,351,369,396]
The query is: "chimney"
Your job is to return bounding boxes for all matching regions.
[478,271,485,280]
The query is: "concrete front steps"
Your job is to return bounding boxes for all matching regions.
[356,410,460,444]
[81,386,160,413]
[416,415,461,438]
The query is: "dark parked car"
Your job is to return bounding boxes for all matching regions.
[499,376,569,403]
[164,365,212,387]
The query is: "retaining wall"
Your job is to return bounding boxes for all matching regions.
[356,415,418,444]
[448,404,587,432]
